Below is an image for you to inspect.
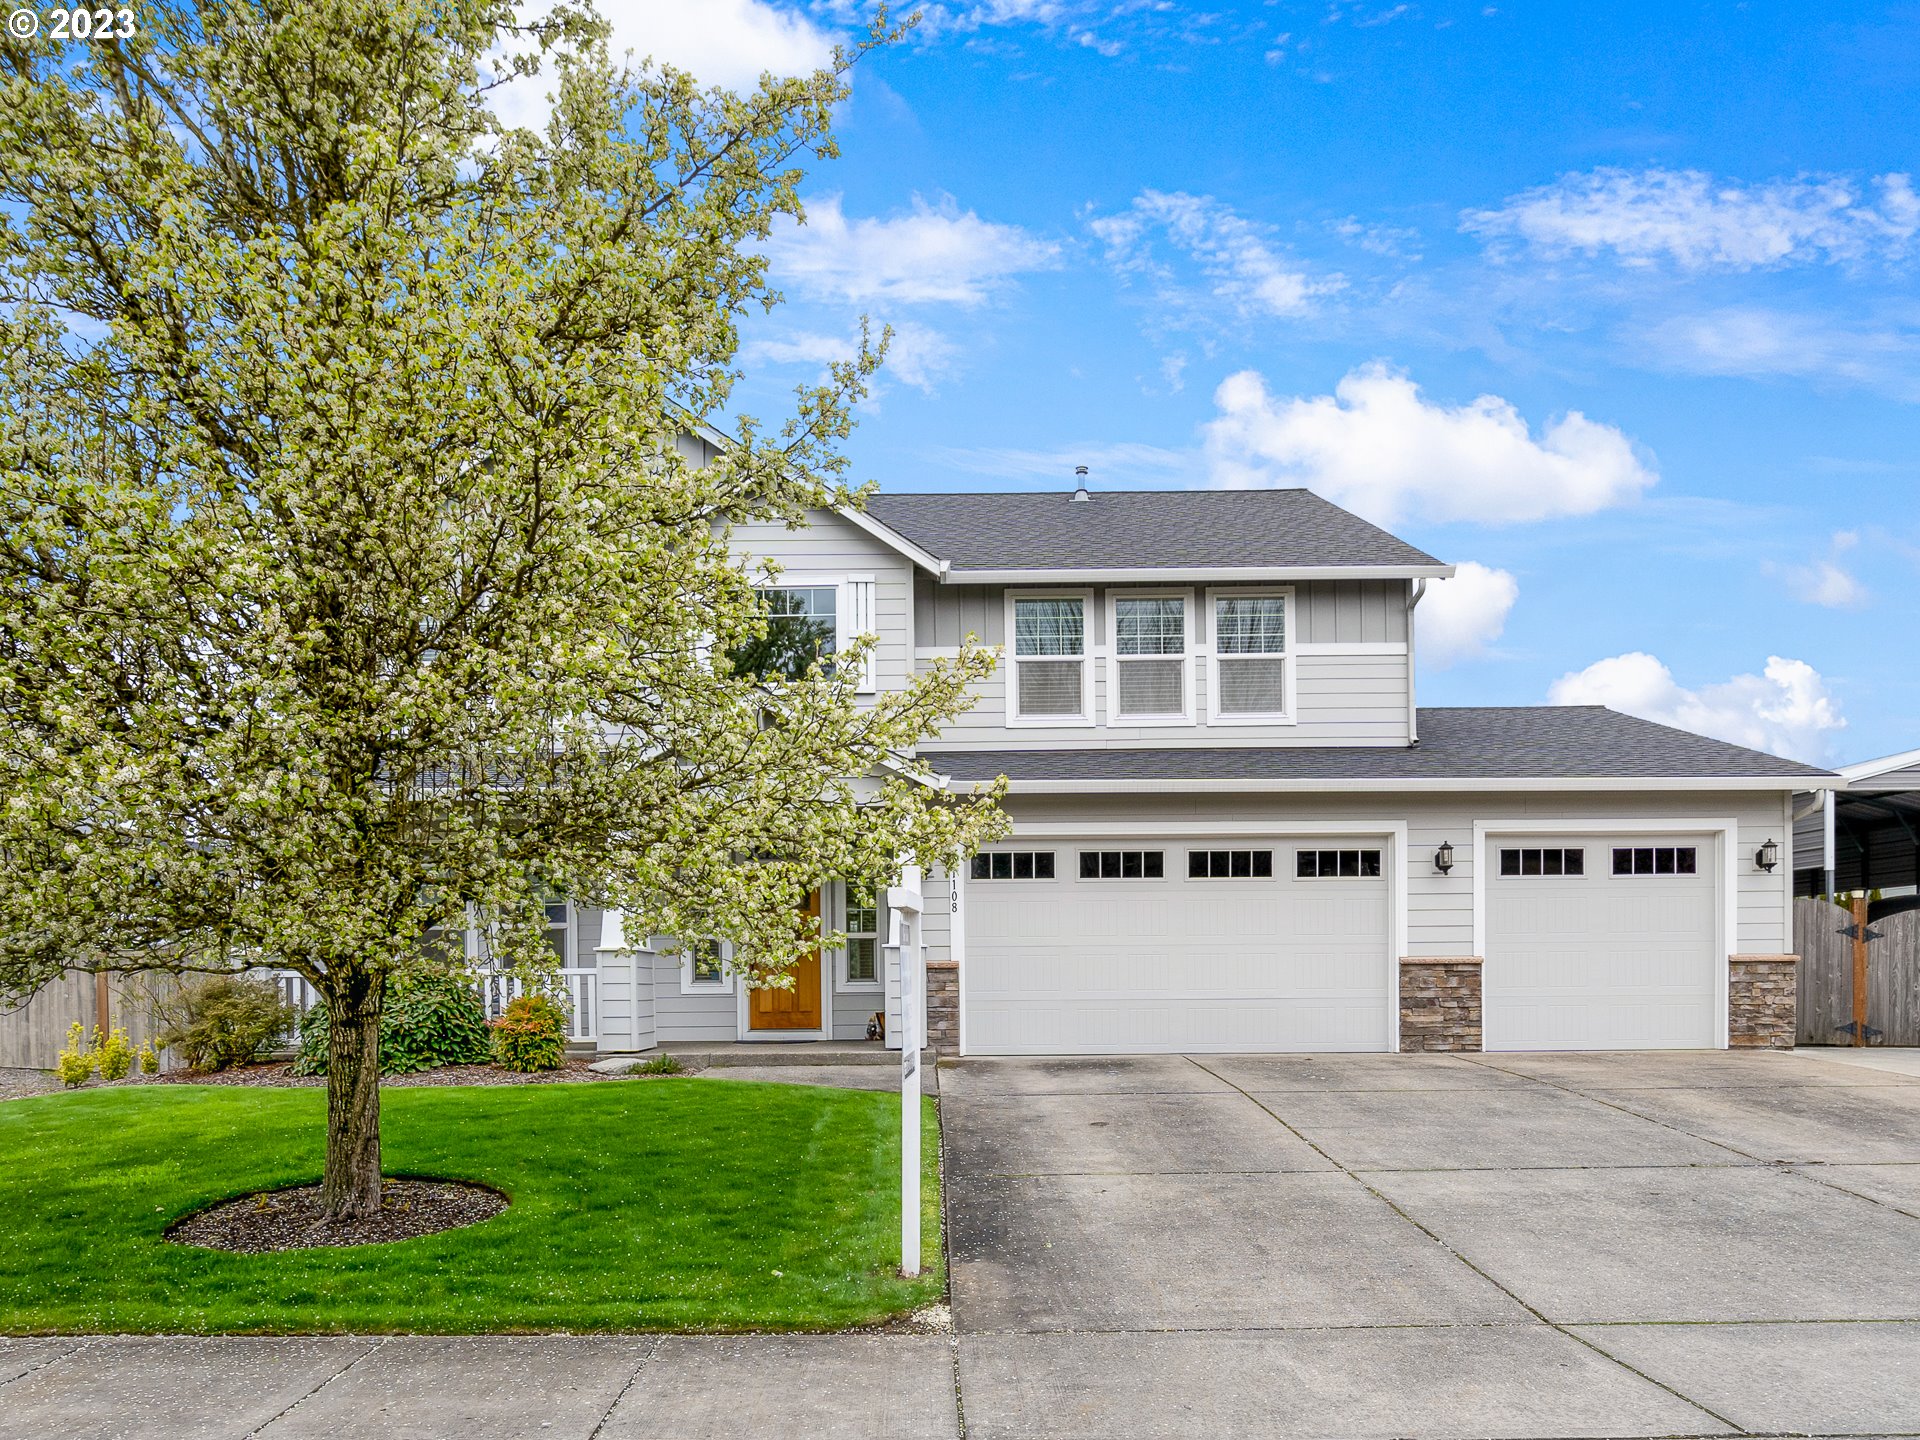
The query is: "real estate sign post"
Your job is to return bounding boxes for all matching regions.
[900,918,922,1278]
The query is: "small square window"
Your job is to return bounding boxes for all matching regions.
[690,941,726,985]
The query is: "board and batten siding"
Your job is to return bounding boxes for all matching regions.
[978,789,1794,958]
[727,507,915,700]
[911,575,1413,749]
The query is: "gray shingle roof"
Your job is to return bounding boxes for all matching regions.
[923,707,1831,784]
[862,490,1444,571]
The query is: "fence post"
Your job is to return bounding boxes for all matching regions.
[1852,892,1870,1048]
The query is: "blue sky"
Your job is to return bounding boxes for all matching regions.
[608,0,1920,765]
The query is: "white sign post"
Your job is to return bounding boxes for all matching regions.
[898,913,922,1278]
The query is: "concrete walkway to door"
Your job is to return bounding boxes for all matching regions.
[11,1048,1920,1439]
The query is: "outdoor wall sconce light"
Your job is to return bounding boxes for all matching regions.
[1755,837,1780,873]
[1434,840,1455,875]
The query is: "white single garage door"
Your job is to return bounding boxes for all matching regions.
[964,837,1393,1054]
[1484,834,1720,1051]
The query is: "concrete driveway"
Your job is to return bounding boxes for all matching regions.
[943,1048,1920,1438]
[8,1049,1920,1439]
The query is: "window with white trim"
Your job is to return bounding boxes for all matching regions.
[1295,848,1382,878]
[680,938,732,993]
[1012,595,1087,721]
[970,851,1057,880]
[1212,593,1290,719]
[842,880,880,987]
[1113,596,1188,720]
[1077,849,1166,880]
[1499,847,1585,877]
[732,585,837,681]
[1612,845,1698,876]
[1189,849,1274,879]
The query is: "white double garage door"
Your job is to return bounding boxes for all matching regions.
[964,831,1722,1055]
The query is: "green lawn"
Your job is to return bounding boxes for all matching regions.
[0,1079,942,1334]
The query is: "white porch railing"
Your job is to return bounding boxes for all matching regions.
[260,968,597,1045]
[480,970,597,1043]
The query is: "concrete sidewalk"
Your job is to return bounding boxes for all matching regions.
[0,1333,961,1440]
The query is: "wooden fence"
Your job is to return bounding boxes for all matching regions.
[1797,896,1920,1046]
[0,972,176,1070]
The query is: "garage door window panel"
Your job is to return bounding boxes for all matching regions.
[1112,595,1190,722]
[1296,848,1382,879]
[1209,589,1294,723]
[1499,847,1585,877]
[1078,850,1166,880]
[1613,845,1697,876]
[1189,849,1274,879]
[1010,595,1090,724]
[971,851,1057,881]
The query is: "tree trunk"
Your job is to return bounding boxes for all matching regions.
[319,968,385,1224]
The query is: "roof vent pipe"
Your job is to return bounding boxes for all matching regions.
[1071,465,1091,502]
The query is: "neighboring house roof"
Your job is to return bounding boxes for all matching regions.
[922,706,1835,791]
[1838,746,1920,791]
[863,490,1452,579]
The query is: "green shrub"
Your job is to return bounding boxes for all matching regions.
[154,975,296,1073]
[490,993,568,1072]
[291,970,491,1076]
[96,1027,135,1081]
[137,1041,159,1075]
[630,1054,684,1076]
[54,1022,94,1087]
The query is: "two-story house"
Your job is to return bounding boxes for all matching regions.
[574,466,1831,1059]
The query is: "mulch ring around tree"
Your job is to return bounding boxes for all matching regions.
[166,1177,508,1253]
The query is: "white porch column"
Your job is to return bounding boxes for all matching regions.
[594,908,656,1055]
[885,863,925,1052]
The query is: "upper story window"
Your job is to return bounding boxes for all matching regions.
[1211,591,1292,722]
[732,585,836,681]
[1011,595,1089,723]
[1113,596,1189,722]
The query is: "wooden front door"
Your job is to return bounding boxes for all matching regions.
[749,888,824,1031]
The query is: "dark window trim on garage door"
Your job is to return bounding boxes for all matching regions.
[971,851,1056,881]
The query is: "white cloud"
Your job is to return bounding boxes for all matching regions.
[764,195,1059,306]
[1640,306,1920,400]
[1091,190,1345,320]
[1419,561,1518,666]
[489,0,838,131]
[1202,362,1657,526]
[1464,168,1920,270]
[742,321,959,392]
[1782,531,1868,609]
[1548,652,1846,762]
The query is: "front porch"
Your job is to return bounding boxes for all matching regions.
[590,1039,937,1070]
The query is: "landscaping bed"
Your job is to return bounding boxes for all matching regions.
[0,1079,942,1333]
[168,1177,509,1252]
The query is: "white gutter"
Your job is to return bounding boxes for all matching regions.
[947,774,1839,795]
[941,563,1457,585]
[1405,579,1427,745]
